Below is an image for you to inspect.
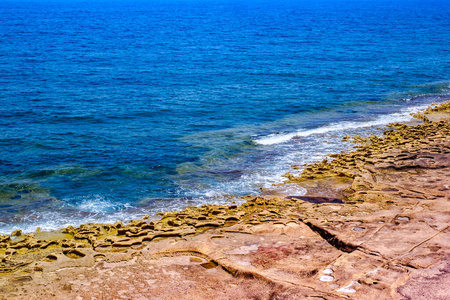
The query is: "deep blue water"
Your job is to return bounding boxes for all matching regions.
[0,0,449,233]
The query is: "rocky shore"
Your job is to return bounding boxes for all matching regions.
[0,102,449,299]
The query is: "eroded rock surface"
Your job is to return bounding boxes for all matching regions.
[0,102,449,299]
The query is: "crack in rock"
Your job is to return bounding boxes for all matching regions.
[301,220,359,253]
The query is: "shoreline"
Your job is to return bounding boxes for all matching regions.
[2,96,449,236]
[0,101,449,299]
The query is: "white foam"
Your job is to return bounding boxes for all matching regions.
[70,195,132,213]
[0,206,154,235]
[255,132,299,145]
[0,194,146,235]
[255,104,430,145]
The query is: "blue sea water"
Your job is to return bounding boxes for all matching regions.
[0,0,449,233]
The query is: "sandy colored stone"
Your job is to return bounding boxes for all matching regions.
[0,102,449,299]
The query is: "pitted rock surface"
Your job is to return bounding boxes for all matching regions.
[0,102,449,299]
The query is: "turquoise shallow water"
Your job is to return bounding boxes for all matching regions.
[0,0,449,233]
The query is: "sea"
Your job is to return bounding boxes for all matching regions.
[0,0,449,234]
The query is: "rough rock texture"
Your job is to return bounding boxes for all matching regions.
[0,102,449,299]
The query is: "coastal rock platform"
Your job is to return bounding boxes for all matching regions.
[0,103,449,299]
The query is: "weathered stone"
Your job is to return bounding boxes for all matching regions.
[0,102,449,300]
[11,230,22,237]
